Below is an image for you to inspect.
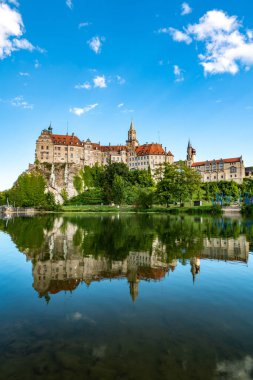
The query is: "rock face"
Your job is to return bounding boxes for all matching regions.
[28,163,80,204]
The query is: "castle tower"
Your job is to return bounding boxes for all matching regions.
[187,140,196,164]
[126,121,139,148]
[190,257,200,284]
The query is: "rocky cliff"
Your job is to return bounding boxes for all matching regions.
[28,162,80,204]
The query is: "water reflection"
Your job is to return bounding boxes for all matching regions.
[0,215,251,301]
[1,214,253,380]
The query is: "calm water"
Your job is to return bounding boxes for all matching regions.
[0,214,253,380]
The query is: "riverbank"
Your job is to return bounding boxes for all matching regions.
[61,204,223,215]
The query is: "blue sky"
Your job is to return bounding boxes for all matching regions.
[1,0,253,190]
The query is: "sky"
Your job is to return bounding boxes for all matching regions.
[0,0,253,190]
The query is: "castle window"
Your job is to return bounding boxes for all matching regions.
[230,166,237,174]
[219,163,224,169]
[41,146,44,150]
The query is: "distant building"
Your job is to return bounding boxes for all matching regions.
[186,141,245,184]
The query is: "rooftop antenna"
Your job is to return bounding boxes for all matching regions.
[66,121,69,136]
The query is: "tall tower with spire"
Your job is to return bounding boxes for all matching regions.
[126,121,139,148]
[187,140,196,164]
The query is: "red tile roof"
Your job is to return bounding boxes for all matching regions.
[192,157,242,167]
[167,150,174,156]
[100,145,128,152]
[135,144,166,156]
[50,134,82,146]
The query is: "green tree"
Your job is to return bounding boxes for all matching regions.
[9,173,47,207]
[135,188,154,209]
[156,163,201,207]
[112,175,127,205]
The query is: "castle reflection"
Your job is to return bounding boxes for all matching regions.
[31,217,249,301]
[0,215,250,302]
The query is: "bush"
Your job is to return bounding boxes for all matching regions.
[66,189,103,205]
[134,188,154,209]
[241,204,253,216]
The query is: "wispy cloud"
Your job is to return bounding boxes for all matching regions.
[0,3,43,60]
[79,22,91,28]
[158,27,192,44]
[19,72,30,77]
[10,95,33,109]
[93,75,107,88]
[117,103,124,108]
[166,9,253,75]
[69,103,98,116]
[181,2,192,16]
[88,36,105,54]
[75,82,91,90]
[7,0,19,7]
[66,0,73,9]
[174,65,184,82]
[116,75,126,85]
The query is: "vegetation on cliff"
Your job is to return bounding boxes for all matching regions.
[0,172,58,210]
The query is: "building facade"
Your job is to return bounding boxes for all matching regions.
[35,122,174,174]
[186,141,245,184]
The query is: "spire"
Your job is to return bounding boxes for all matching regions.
[48,123,53,134]
[130,119,135,131]
[188,139,192,149]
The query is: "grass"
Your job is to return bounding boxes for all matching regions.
[61,202,219,215]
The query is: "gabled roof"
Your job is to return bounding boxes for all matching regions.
[192,157,242,167]
[167,150,174,156]
[135,143,166,156]
[50,134,82,146]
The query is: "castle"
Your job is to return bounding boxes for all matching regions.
[35,122,245,183]
[36,122,174,175]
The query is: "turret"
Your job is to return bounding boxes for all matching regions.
[187,140,196,164]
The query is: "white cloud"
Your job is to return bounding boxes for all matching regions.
[75,82,91,90]
[167,9,253,75]
[66,0,73,9]
[116,75,126,85]
[79,22,91,28]
[174,65,184,82]
[10,95,33,109]
[88,36,104,54]
[93,75,107,88]
[159,27,192,44]
[19,72,30,76]
[117,103,124,108]
[181,2,192,16]
[69,103,98,116]
[0,3,42,60]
